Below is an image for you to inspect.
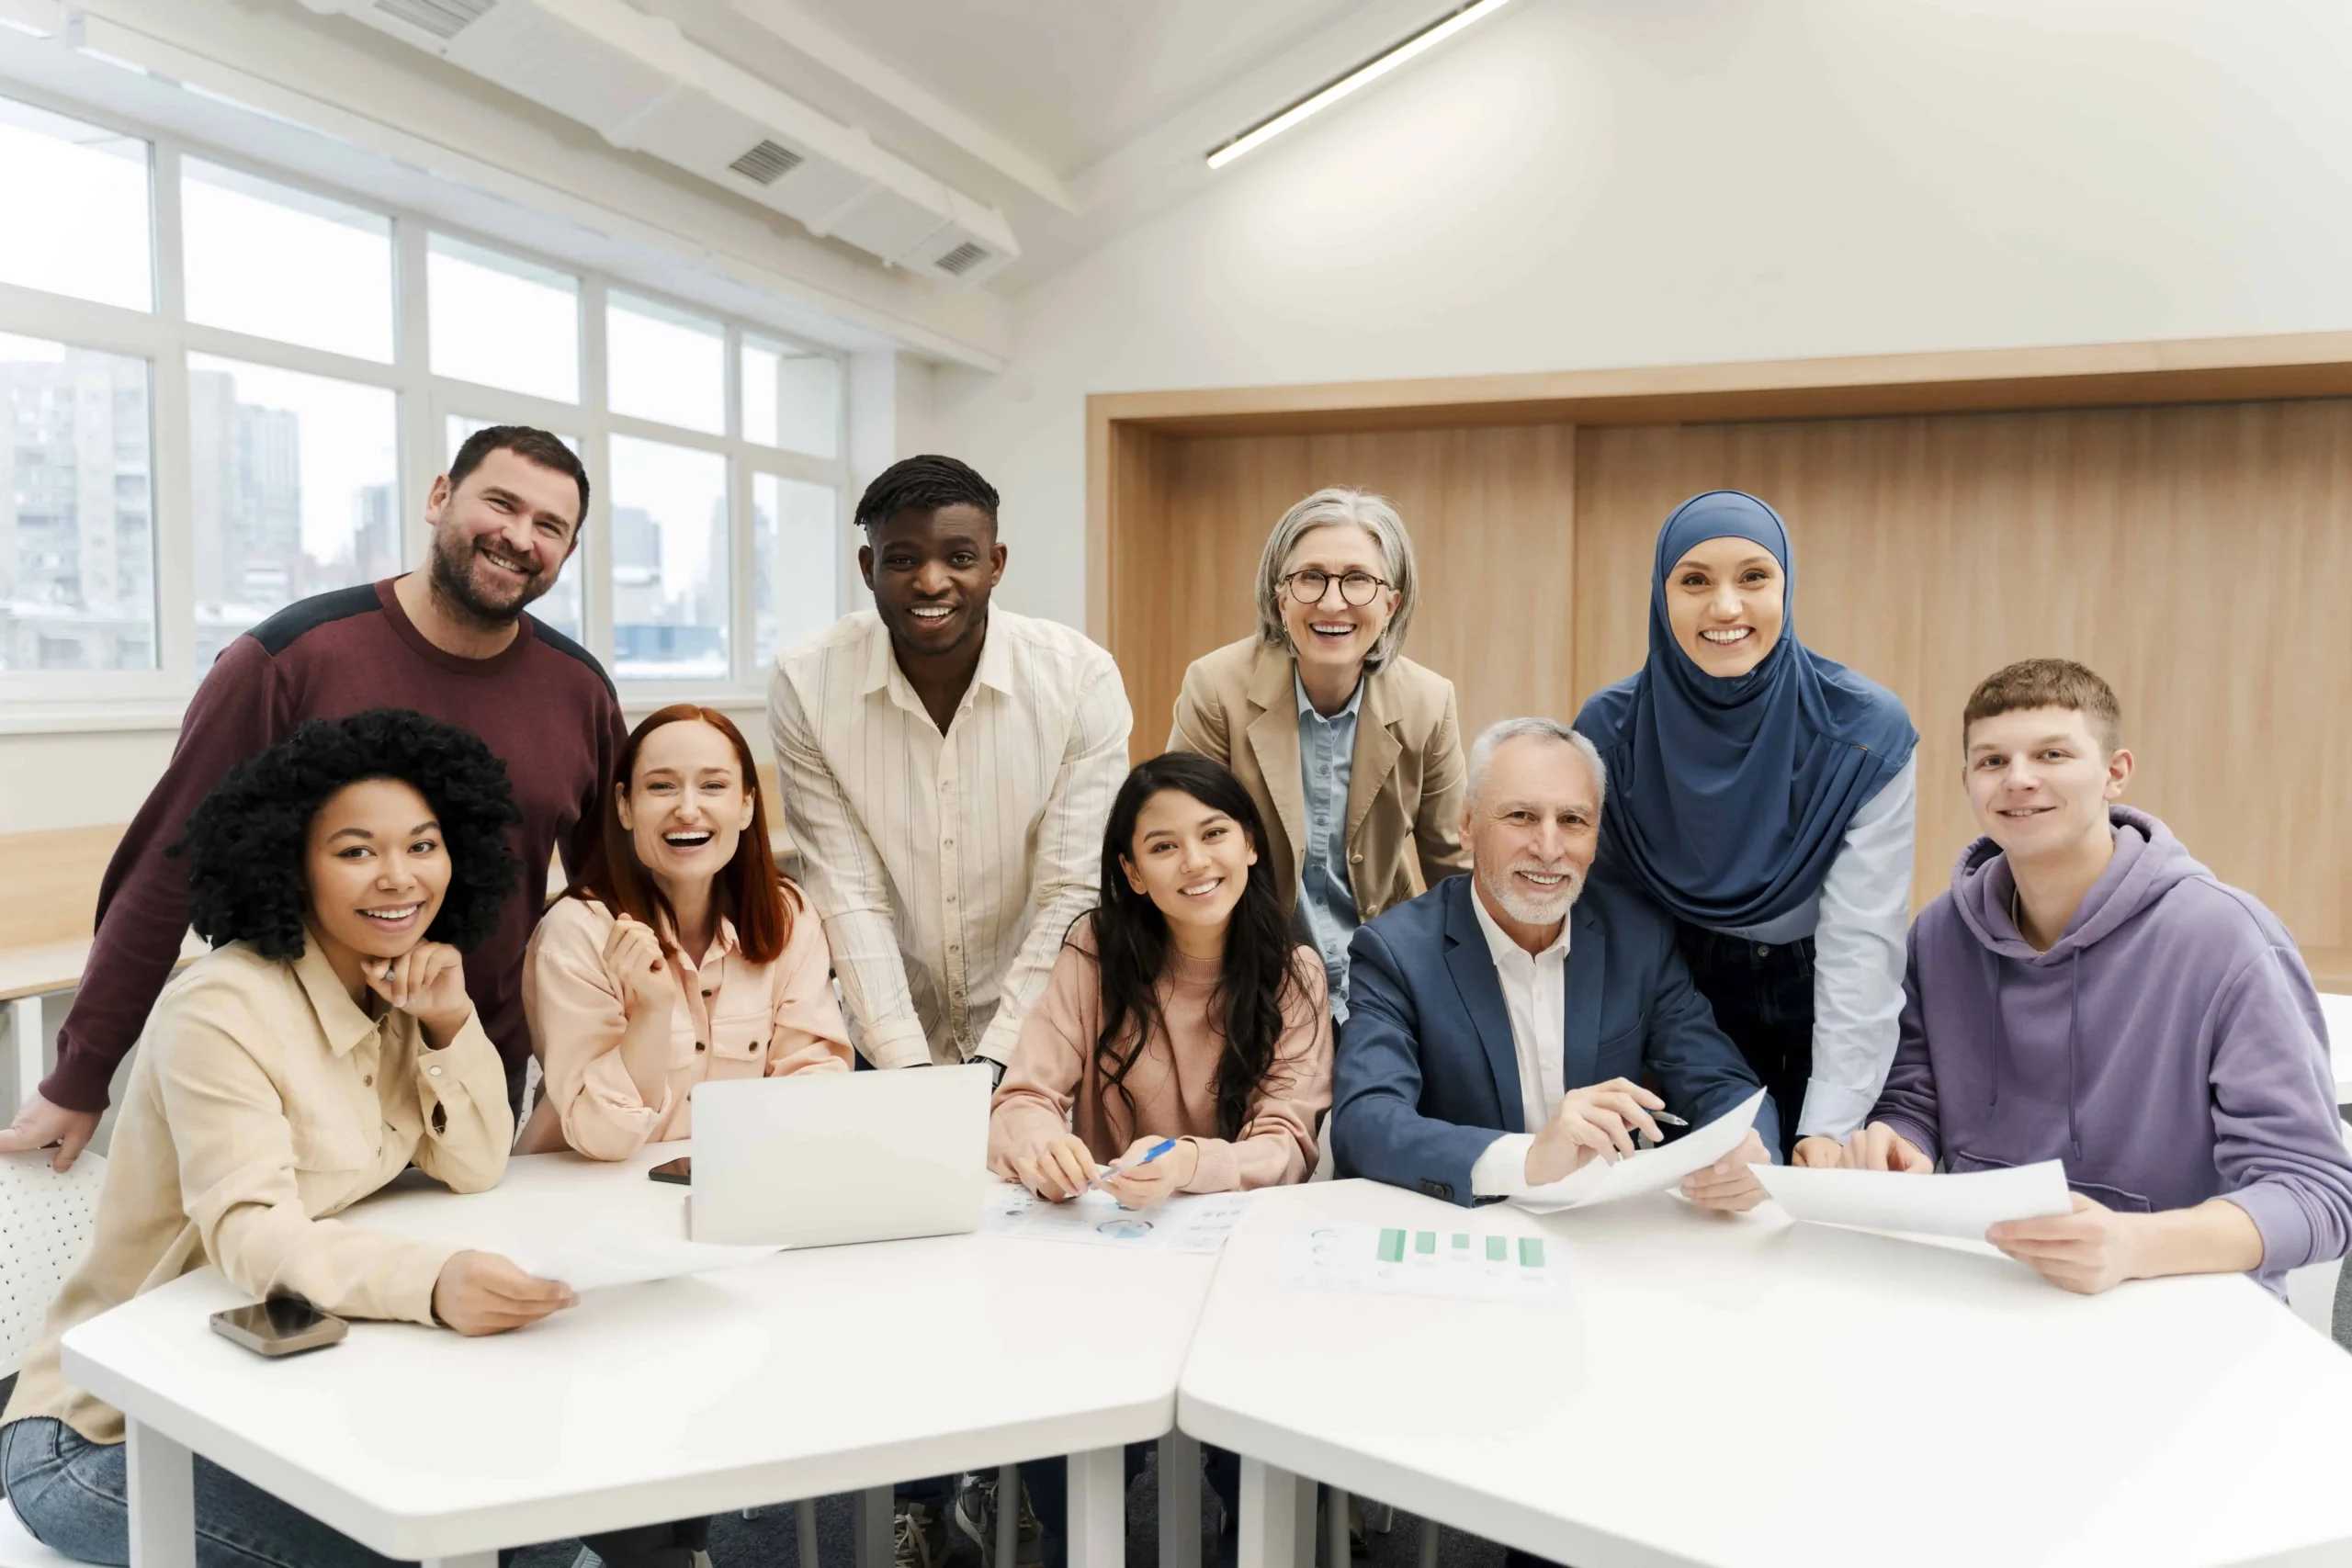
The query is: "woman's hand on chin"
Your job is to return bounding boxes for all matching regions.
[366,941,472,1047]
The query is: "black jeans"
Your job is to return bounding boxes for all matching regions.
[1673,924,1815,1161]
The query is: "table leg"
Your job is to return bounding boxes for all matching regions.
[798,1495,822,1568]
[1417,1518,1439,1568]
[855,1484,893,1568]
[1237,1457,1301,1568]
[11,995,45,1112]
[1325,1487,1350,1568]
[997,1463,1020,1568]
[1065,1446,1124,1568]
[125,1419,194,1568]
[1157,1433,1201,1568]
[1292,1476,1316,1568]
[422,1555,496,1567]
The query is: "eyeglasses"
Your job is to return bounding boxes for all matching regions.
[1281,569,1392,607]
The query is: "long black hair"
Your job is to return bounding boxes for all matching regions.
[1082,752,1310,1141]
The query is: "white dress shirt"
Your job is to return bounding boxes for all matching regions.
[1463,882,1572,1198]
[768,607,1132,1068]
[1713,755,1917,1141]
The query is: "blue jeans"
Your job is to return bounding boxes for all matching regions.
[0,1416,422,1568]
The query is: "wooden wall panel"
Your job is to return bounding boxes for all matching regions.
[1110,425,1577,761]
[1574,402,2352,967]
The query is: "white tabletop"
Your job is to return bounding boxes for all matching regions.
[1181,1179,2352,1568]
[62,1143,1216,1562]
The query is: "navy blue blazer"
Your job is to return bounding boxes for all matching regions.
[1330,873,1777,1205]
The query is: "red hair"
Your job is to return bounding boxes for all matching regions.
[566,705,795,964]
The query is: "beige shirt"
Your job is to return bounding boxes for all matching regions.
[989,928,1333,1193]
[769,608,1132,1069]
[516,893,854,1159]
[1167,637,1469,925]
[4,938,512,1444]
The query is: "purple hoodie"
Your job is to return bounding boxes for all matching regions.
[1872,806,2352,1292]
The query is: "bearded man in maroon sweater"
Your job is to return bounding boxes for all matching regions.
[0,425,625,1169]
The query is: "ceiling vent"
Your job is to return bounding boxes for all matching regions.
[728,139,803,186]
[300,0,1017,286]
[369,0,495,42]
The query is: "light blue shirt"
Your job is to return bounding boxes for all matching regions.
[1295,670,1364,1024]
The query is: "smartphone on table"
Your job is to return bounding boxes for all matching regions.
[209,1296,346,1358]
[649,1156,692,1186]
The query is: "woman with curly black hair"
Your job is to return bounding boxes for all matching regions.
[1,708,575,1568]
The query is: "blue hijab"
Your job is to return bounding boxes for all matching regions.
[1573,491,1916,930]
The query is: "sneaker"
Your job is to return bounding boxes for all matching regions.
[951,1472,1044,1568]
[898,1498,953,1568]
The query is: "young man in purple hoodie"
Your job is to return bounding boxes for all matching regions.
[1846,658,2352,1295]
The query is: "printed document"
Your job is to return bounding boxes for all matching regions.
[1753,1159,2073,1240]
[1281,1222,1573,1305]
[506,1230,785,1291]
[980,1183,1254,1255]
[1510,1088,1766,1213]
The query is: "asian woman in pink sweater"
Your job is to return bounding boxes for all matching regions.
[978,752,1332,1568]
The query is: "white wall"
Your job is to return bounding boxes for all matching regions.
[937,0,2352,630]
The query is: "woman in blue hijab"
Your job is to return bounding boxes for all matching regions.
[1574,491,1917,1165]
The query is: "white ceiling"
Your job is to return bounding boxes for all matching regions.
[769,0,1368,178]
[638,0,1488,289]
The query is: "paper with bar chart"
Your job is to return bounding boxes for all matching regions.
[1280,1223,1574,1304]
[979,1182,1257,1254]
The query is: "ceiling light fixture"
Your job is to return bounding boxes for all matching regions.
[1205,0,1513,171]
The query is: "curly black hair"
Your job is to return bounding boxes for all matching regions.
[853,453,1000,534]
[175,708,524,961]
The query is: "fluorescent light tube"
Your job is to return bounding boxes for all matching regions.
[1206,0,1512,170]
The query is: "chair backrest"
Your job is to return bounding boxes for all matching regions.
[0,1152,107,1379]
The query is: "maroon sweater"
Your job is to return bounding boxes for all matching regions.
[48,580,626,1111]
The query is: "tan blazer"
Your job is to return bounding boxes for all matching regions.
[1168,637,1469,924]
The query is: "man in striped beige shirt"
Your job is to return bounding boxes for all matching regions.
[768,453,1131,1077]
[770,454,1131,1567]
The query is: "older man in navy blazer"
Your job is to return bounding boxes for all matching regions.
[1332,716,1777,1209]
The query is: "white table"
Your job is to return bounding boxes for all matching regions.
[62,1142,1218,1567]
[1182,1179,2352,1568]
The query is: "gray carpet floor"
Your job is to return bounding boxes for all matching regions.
[512,1450,1515,1568]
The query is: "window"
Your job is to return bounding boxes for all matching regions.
[743,335,842,458]
[607,291,724,434]
[0,334,155,671]
[446,414,583,643]
[183,159,394,363]
[187,355,397,667]
[608,435,729,679]
[0,97,151,312]
[0,87,850,712]
[752,473,837,669]
[428,235,580,403]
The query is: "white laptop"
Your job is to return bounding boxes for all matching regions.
[687,1064,991,1247]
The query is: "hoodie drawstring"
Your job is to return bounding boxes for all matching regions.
[1984,945,2086,1164]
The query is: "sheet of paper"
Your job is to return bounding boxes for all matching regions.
[978,1183,1254,1255]
[504,1230,785,1292]
[1754,1158,2073,1240]
[1510,1088,1766,1213]
[1280,1223,1573,1305]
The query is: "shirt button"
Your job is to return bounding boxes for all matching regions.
[1755,944,1771,958]
[945,893,957,904]
[427,1066,442,1077]
[943,838,954,849]
[696,1041,707,1053]
[363,1074,374,1087]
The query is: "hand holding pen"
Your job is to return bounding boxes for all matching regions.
[1092,1135,1197,1210]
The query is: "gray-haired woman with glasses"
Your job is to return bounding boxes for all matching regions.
[1168,486,1468,1023]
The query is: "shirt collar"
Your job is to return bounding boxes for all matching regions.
[1293,668,1365,726]
[292,929,385,1057]
[1468,877,1573,967]
[860,609,1014,711]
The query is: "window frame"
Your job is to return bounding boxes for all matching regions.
[0,80,852,728]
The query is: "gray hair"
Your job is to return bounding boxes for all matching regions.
[1253,487,1420,671]
[1465,718,1608,809]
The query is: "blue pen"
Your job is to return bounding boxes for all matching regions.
[1086,1137,1178,1191]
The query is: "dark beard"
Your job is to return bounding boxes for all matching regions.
[427,531,544,629]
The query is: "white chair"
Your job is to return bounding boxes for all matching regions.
[0,1149,108,1567]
